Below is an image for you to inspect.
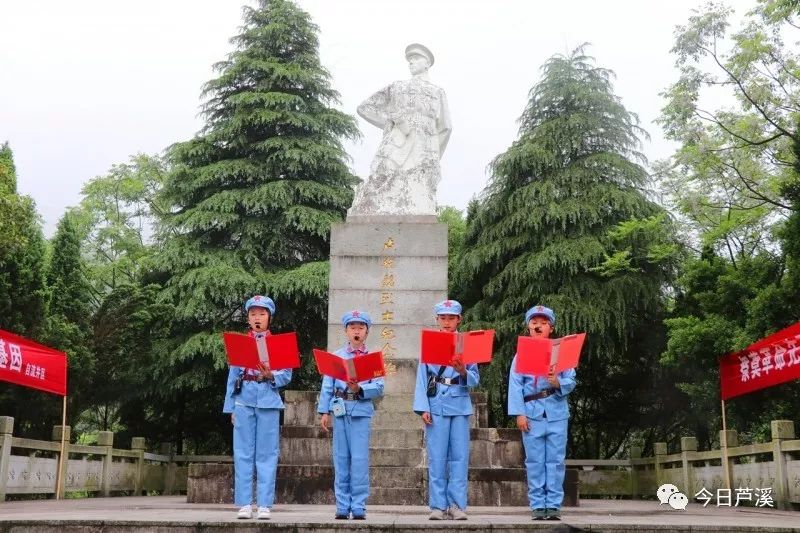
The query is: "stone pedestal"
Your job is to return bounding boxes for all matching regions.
[327,215,447,360]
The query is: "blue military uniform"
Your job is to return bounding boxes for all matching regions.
[316,310,385,519]
[222,296,292,512]
[507,305,576,517]
[412,300,480,516]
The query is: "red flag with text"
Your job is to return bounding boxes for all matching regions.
[720,321,800,400]
[0,329,67,396]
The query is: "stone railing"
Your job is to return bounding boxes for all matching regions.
[568,420,800,510]
[0,416,182,500]
[2,414,798,509]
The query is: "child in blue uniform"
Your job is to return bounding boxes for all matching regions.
[507,305,576,521]
[413,299,480,520]
[317,310,385,520]
[223,295,292,520]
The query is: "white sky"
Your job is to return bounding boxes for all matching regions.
[0,0,755,236]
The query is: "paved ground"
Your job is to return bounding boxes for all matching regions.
[0,496,798,531]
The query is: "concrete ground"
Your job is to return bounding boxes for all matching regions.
[0,496,798,532]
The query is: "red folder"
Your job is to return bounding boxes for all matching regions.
[312,349,386,382]
[223,332,300,370]
[420,329,494,365]
[515,333,586,376]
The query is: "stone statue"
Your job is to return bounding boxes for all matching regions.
[349,43,452,216]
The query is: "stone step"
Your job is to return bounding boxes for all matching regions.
[277,465,425,488]
[370,466,426,487]
[374,394,415,412]
[194,463,578,506]
[372,411,423,429]
[371,428,423,448]
[370,447,424,467]
[368,486,426,506]
[281,439,425,467]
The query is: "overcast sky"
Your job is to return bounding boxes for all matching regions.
[0,0,754,236]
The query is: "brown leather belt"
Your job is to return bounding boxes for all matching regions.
[524,389,556,402]
[334,390,361,401]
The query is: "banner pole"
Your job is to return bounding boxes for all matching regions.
[55,395,67,500]
[721,398,732,491]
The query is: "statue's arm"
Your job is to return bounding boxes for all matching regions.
[357,85,392,129]
[437,89,453,155]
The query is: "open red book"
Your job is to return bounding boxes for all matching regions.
[420,329,494,365]
[312,349,386,382]
[223,332,300,371]
[515,333,586,376]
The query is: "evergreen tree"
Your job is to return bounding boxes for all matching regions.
[40,212,96,428]
[84,283,173,440]
[154,0,358,452]
[438,206,467,295]
[0,142,47,337]
[0,143,52,438]
[453,46,680,457]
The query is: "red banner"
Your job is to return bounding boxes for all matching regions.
[0,329,67,396]
[720,321,800,400]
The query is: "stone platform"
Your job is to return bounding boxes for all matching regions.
[188,389,574,507]
[1,496,799,532]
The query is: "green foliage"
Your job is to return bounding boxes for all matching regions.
[72,153,168,298]
[0,143,47,338]
[153,0,357,452]
[438,206,466,294]
[0,141,17,194]
[663,248,800,447]
[86,283,173,442]
[656,0,800,257]
[657,0,800,449]
[40,213,96,427]
[453,45,680,458]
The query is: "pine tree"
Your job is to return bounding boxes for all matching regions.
[40,212,96,428]
[0,142,47,337]
[0,143,51,438]
[153,0,358,451]
[453,46,679,457]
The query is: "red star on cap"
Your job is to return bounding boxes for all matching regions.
[536,305,544,311]
[254,296,262,300]
[352,310,360,317]
[443,300,453,307]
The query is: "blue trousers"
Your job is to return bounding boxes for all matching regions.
[425,413,470,511]
[521,417,568,509]
[233,405,280,507]
[332,415,372,515]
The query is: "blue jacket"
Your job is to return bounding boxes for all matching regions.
[507,354,576,421]
[412,363,480,416]
[316,345,385,418]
